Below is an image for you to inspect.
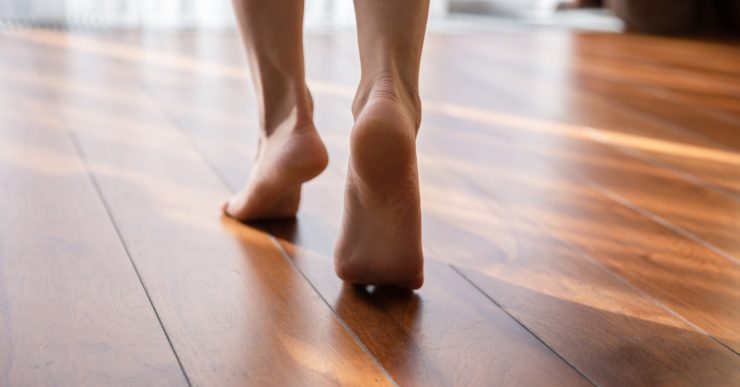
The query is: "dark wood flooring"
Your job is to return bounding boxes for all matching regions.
[1,25,739,386]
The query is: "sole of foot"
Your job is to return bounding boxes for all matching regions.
[334,93,424,290]
[223,124,328,221]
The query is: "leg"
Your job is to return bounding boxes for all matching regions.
[334,0,429,289]
[223,0,328,221]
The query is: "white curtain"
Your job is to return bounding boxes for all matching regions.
[0,0,380,29]
[0,0,448,29]
[0,0,229,28]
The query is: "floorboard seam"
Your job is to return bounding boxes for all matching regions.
[66,130,194,387]
[584,126,740,202]
[458,173,740,357]
[579,176,740,267]
[268,237,399,387]
[449,264,598,387]
[605,92,738,153]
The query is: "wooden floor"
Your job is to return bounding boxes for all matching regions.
[1,25,739,386]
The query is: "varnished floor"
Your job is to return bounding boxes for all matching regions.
[1,25,739,386]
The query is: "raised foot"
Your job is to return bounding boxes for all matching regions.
[334,95,424,289]
[223,125,328,221]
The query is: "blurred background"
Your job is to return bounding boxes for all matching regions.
[0,0,614,31]
[0,0,683,33]
[2,0,738,35]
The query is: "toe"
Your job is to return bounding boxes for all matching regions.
[399,276,424,290]
[221,198,233,216]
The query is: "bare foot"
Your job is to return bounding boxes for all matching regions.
[223,112,328,221]
[334,82,424,289]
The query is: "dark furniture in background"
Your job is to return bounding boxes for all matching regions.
[608,0,740,35]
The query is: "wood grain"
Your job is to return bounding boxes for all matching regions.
[419,34,740,381]
[414,39,740,354]
[443,32,740,198]
[0,34,188,387]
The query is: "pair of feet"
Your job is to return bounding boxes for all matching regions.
[222,82,424,289]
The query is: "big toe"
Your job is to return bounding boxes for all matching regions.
[222,195,243,218]
[399,276,424,290]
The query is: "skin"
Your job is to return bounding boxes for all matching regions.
[225,0,429,289]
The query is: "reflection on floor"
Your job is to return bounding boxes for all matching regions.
[1,26,739,386]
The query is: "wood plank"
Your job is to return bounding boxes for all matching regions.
[0,34,188,387]
[416,33,740,382]
[121,30,592,387]
[429,111,740,346]
[411,35,740,353]
[570,66,740,196]
[6,28,394,386]
[445,32,740,197]
[421,34,740,261]
[272,221,590,387]
[572,78,740,196]
[575,77,740,150]
[569,33,740,99]
[455,31,740,139]
[425,130,740,378]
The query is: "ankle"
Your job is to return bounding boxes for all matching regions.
[352,71,422,131]
[261,85,315,137]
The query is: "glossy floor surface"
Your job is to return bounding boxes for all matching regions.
[1,26,739,386]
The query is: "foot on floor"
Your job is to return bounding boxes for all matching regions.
[223,107,328,221]
[334,78,425,289]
